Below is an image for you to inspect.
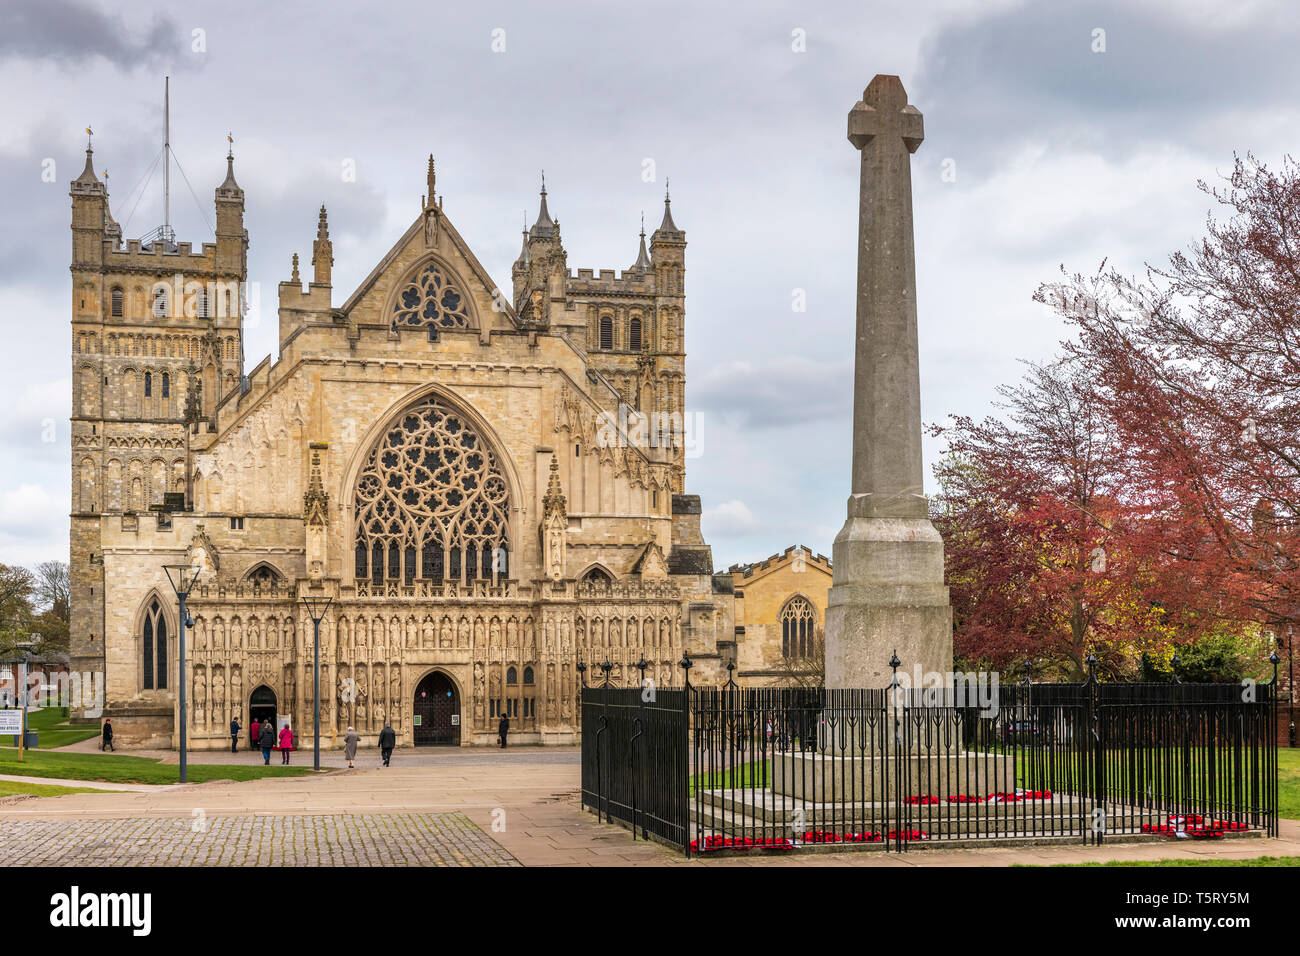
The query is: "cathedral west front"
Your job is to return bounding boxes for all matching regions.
[68,145,737,748]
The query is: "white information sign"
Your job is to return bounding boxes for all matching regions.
[0,710,23,734]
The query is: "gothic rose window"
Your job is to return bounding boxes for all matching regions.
[780,596,816,659]
[391,260,472,333]
[353,397,509,583]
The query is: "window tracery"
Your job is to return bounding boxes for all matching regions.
[780,596,816,659]
[391,260,472,333]
[353,398,509,583]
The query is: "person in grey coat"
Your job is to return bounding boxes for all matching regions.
[344,726,360,768]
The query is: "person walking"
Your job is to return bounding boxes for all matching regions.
[498,712,510,749]
[101,717,114,752]
[250,718,260,752]
[278,723,293,765]
[230,715,240,753]
[343,726,359,768]
[258,719,275,765]
[378,721,395,767]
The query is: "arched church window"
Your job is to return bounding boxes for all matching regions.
[352,397,510,584]
[599,315,613,351]
[506,666,518,686]
[390,260,472,332]
[581,567,612,587]
[161,373,170,399]
[152,288,168,318]
[142,598,168,690]
[780,596,816,659]
[111,287,124,317]
[629,316,642,351]
[244,565,282,590]
[523,666,535,685]
[144,372,152,398]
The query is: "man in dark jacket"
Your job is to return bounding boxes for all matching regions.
[229,716,240,753]
[257,720,276,765]
[378,720,396,766]
[101,718,114,752]
[498,713,510,749]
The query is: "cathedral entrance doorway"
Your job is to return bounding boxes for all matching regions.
[249,685,277,730]
[412,671,460,746]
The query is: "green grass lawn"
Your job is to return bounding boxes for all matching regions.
[1278,748,1300,819]
[0,779,112,798]
[0,749,314,785]
[5,707,102,748]
[690,760,771,795]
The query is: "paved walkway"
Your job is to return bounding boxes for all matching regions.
[0,812,517,866]
[0,748,1295,866]
[0,773,156,792]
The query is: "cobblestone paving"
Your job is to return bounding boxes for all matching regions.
[0,812,520,866]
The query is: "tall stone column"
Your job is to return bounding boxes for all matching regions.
[825,75,952,689]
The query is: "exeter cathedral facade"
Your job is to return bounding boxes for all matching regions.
[68,145,739,748]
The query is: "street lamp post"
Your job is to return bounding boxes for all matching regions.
[163,564,200,783]
[300,593,333,772]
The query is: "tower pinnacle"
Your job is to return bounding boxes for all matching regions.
[312,205,333,285]
[531,171,556,238]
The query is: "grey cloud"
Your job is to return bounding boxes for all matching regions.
[914,0,1300,179]
[0,0,183,70]
[692,357,853,429]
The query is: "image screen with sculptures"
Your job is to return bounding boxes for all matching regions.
[68,152,753,748]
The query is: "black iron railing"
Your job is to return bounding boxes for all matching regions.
[579,656,1280,856]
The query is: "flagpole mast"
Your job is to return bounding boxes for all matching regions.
[163,75,170,242]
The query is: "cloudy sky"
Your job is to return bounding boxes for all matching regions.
[0,0,1295,570]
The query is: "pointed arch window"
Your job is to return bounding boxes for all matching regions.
[780,596,816,659]
[629,316,642,351]
[506,666,518,686]
[161,372,170,399]
[581,567,612,588]
[244,564,282,590]
[142,598,168,690]
[391,260,473,333]
[352,397,510,584]
[144,372,152,398]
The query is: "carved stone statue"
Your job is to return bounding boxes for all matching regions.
[193,672,207,729]
[212,671,225,725]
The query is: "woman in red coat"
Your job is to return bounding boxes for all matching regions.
[250,719,260,751]
[277,724,294,765]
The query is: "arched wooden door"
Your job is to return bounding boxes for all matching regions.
[412,672,460,746]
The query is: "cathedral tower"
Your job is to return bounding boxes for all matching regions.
[68,142,247,716]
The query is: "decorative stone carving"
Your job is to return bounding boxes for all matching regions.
[540,455,566,581]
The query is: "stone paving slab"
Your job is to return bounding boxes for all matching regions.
[0,812,519,867]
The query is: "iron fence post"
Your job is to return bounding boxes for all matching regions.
[632,657,648,841]
[1270,651,1281,837]
[889,650,902,852]
[680,651,694,858]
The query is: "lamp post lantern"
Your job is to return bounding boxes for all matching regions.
[163,563,200,783]
[300,592,333,771]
